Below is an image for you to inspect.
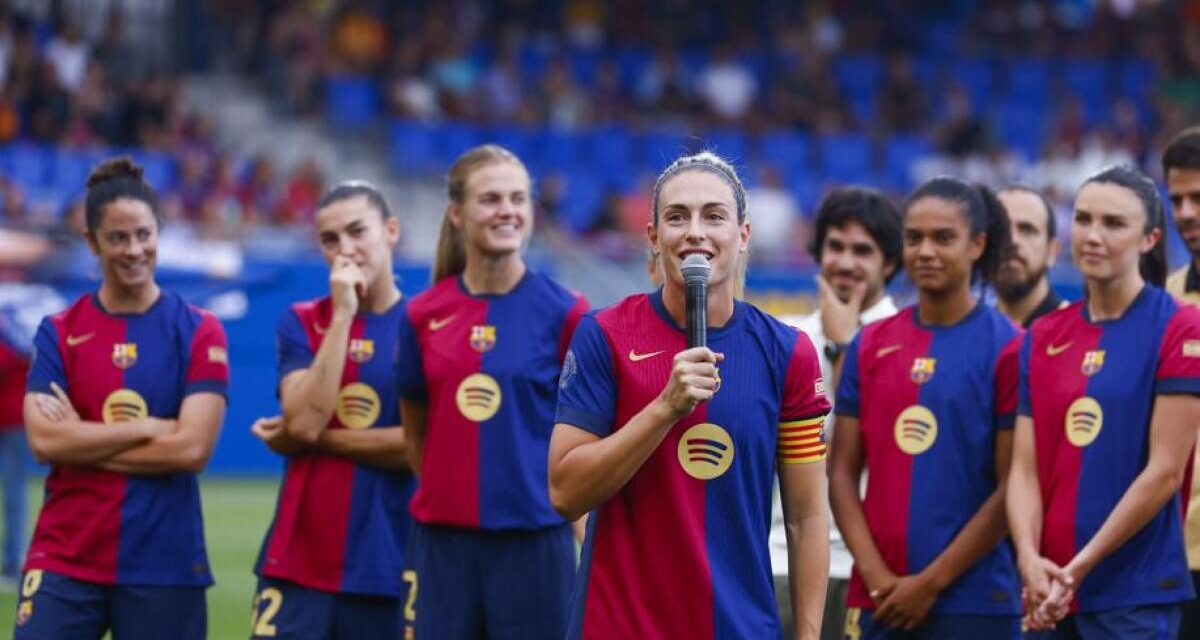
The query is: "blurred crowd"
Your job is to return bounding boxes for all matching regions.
[0,3,327,246]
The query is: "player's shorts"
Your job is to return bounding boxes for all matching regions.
[844,606,1020,640]
[406,521,574,640]
[1022,603,1181,640]
[12,569,206,640]
[249,576,405,640]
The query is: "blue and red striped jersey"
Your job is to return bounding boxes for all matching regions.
[556,291,830,639]
[1020,286,1200,612]
[396,271,588,530]
[255,296,417,596]
[24,291,228,586]
[836,304,1021,615]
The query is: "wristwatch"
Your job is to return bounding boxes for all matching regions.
[823,340,848,362]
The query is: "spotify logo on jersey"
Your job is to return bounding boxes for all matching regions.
[456,373,502,422]
[894,405,938,455]
[103,389,148,424]
[677,423,735,480]
[337,383,380,430]
[1065,396,1103,447]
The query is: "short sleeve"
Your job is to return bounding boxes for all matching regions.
[25,318,65,395]
[554,315,616,437]
[1017,331,1033,416]
[557,294,590,363]
[780,329,831,421]
[993,333,1022,429]
[186,313,229,397]
[395,305,427,400]
[276,308,314,381]
[833,334,863,418]
[1155,306,1200,395]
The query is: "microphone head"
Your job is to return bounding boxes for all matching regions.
[681,253,711,286]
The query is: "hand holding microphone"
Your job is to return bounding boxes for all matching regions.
[656,254,722,418]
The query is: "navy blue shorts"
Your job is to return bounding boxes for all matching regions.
[12,569,206,640]
[1022,603,1181,640]
[406,522,574,640]
[249,577,404,640]
[844,606,1020,640]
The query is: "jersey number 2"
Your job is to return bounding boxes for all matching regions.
[403,570,418,622]
[251,587,283,637]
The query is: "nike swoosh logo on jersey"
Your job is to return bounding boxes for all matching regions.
[1047,342,1072,356]
[628,349,665,362]
[67,332,95,347]
[429,315,456,331]
[876,344,902,358]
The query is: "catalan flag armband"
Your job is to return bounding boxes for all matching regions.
[778,416,827,464]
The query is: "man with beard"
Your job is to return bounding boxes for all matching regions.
[1163,126,1200,639]
[994,186,1065,327]
[772,187,903,640]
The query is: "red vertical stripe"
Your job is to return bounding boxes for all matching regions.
[262,307,358,591]
[409,298,488,527]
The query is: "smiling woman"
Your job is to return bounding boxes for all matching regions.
[548,151,832,639]
[396,144,588,640]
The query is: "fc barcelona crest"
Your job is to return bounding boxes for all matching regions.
[470,325,497,353]
[112,343,138,369]
[348,339,374,363]
[910,357,936,384]
[1081,350,1106,376]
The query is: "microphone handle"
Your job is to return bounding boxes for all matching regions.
[686,282,706,349]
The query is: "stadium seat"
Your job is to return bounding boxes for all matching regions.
[947,57,996,113]
[583,124,635,190]
[130,150,178,192]
[436,122,485,168]
[701,128,750,166]
[883,135,933,190]
[324,75,379,133]
[558,170,606,232]
[5,144,51,188]
[53,148,104,192]
[1118,56,1155,98]
[537,127,585,175]
[819,133,873,183]
[759,131,813,177]
[488,124,539,168]
[1006,56,1053,104]
[639,128,691,174]
[992,100,1048,162]
[569,49,601,88]
[614,49,650,93]
[389,119,438,174]
[833,54,882,123]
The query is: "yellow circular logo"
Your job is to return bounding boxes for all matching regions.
[336,383,380,430]
[1066,396,1103,447]
[677,423,735,480]
[894,405,938,455]
[102,389,148,424]
[456,374,502,422]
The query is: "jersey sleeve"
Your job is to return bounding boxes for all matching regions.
[186,313,230,397]
[833,334,863,418]
[993,333,1022,429]
[25,317,64,395]
[778,329,831,465]
[554,314,616,437]
[1155,305,1200,395]
[276,307,314,381]
[558,293,590,363]
[395,305,427,400]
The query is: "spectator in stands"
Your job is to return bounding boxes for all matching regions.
[237,156,279,226]
[697,44,758,125]
[994,186,1066,327]
[280,158,324,224]
[745,165,802,263]
[45,20,89,93]
[935,84,989,159]
[539,59,590,130]
[878,53,927,134]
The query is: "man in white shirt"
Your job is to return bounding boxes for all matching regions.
[772,187,903,640]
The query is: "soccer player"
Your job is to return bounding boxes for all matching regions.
[17,157,228,639]
[1162,126,1200,638]
[994,185,1066,328]
[550,151,831,639]
[247,182,415,640]
[771,187,903,640]
[1008,165,1200,638]
[396,144,588,640]
[829,177,1022,639]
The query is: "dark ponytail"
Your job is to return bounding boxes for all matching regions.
[1080,164,1167,287]
[905,177,1012,286]
[84,156,161,234]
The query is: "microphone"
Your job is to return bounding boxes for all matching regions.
[681,254,711,349]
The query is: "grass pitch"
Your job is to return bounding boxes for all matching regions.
[0,477,280,639]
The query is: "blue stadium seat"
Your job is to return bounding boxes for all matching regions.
[324,75,379,132]
[1119,56,1155,98]
[786,174,824,215]
[537,128,584,175]
[883,135,933,190]
[130,150,177,192]
[760,131,813,177]
[569,49,601,88]
[1063,58,1110,103]
[639,129,691,174]
[819,133,873,183]
[701,128,749,166]
[947,57,996,112]
[519,43,552,81]
[5,144,51,188]
[558,170,606,232]
[614,49,650,93]
[993,100,1047,162]
[833,54,881,123]
[389,119,438,174]
[583,124,635,189]
[53,148,104,192]
[436,122,485,168]
[488,124,539,167]
[1006,56,1053,103]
